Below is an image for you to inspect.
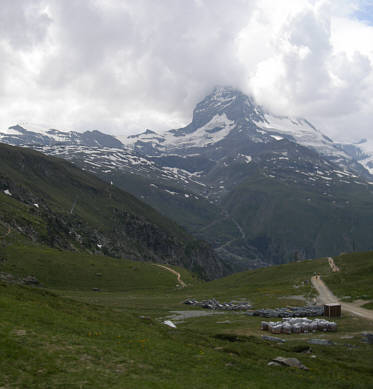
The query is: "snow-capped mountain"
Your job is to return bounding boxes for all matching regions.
[2,86,373,271]
[127,87,348,159]
[337,138,373,175]
[0,124,123,148]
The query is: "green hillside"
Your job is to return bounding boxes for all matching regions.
[98,169,224,235]
[0,245,200,292]
[321,252,373,305]
[221,172,373,266]
[0,143,191,240]
[1,251,373,388]
[1,142,373,388]
[0,143,225,279]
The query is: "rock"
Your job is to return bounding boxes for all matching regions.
[163,320,177,328]
[271,357,309,370]
[22,276,40,285]
[361,332,373,344]
[262,335,286,343]
[0,272,16,282]
[183,298,252,311]
[92,288,101,292]
[267,361,282,367]
[250,306,324,318]
[13,329,27,336]
[139,315,153,323]
[308,339,334,346]
[261,318,336,334]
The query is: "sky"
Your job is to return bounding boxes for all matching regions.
[0,0,373,142]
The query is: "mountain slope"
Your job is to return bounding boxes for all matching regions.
[122,87,373,267]
[0,143,225,279]
[2,87,373,271]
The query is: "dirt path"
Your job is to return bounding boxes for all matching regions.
[328,257,340,272]
[311,276,373,321]
[154,264,186,287]
[0,226,11,239]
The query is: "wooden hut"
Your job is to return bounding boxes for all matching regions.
[324,303,341,318]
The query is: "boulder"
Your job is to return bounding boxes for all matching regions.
[308,339,334,346]
[0,272,16,282]
[250,306,323,318]
[267,361,282,367]
[183,298,252,311]
[271,357,309,370]
[262,335,286,343]
[22,276,40,285]
[163,320,177,328]
[362,332,373,345]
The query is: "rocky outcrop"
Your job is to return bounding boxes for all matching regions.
[0,145,226,280]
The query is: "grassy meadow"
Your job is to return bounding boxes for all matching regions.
[1,242,373,388]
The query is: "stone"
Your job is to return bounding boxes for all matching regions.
[183,298,251,311]
[163,320,177,328]
[361,332,373,344]
[139,315,153,323]
[13,329,27,336]
[262,335,286,343]
[250,305,324,318]
[22,276,40,285]
[0,272,15,282]
[271,357,309,370]
[308,339,334,346]
[267,361,282,367]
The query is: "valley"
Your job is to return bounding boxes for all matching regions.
[2,87,373,272]
[1,231,373,388]
[1,87,373,388]
[2,2,373,388]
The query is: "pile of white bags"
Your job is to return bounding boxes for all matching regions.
[261,317,337,334]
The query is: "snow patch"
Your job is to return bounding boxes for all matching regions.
[256,114,348,158]
[164,189,177,196]
[163,320,177,328]
[238,154,252,164]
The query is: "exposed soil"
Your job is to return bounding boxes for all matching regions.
[327,257,340,272]
[154,264,186,287]
[311,276,373,321]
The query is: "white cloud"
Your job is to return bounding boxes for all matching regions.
[0,0,372,142]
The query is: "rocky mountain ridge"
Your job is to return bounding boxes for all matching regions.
[0,143,225,279]
[2,87,373,270]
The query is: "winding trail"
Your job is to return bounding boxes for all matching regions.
[311,267,373,321]
[0,226,11,239]
[154,264,186,287]
[328,257,340,272]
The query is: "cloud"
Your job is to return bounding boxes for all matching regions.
[0,0,372,141]
[245,0,373,140]
[0,0,50,49]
